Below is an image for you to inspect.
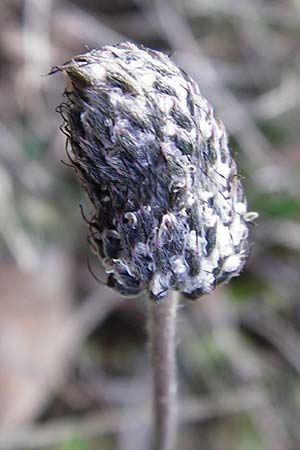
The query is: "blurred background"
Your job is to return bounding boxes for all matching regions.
[1,0,300,449]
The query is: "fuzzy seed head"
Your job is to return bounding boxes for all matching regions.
[55,42,252,300]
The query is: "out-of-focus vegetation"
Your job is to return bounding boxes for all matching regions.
[0,0,300,449]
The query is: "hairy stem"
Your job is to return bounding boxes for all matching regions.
[148,291,179,450]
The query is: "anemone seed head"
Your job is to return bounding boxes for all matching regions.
[55,42,252,301]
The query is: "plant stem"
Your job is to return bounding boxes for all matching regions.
[148,291,179,450]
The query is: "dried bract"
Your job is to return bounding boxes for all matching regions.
[54,42,252,300]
